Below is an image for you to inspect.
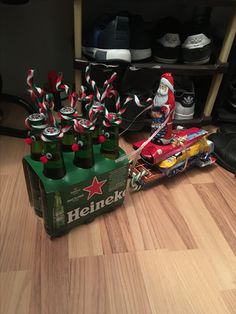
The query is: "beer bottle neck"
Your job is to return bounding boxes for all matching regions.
[61,120,76,151]
[30,130,43,161]
[74,132,94,169]
[43,141,66,179]
[101,125,119,159]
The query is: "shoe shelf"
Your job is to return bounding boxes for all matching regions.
[141,116,212,128]
[73,57,227,126]
[73,0,236,123]
[74,58,228,76]
[173,116,212,126]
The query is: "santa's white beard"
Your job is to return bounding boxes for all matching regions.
[153,93,168,107]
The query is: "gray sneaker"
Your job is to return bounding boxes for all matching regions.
[174,77,195,120]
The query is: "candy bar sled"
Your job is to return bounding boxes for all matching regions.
[129,127,216,191]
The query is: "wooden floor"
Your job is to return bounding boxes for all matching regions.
[0,132,236,314]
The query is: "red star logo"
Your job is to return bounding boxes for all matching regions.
[83,176,107,200]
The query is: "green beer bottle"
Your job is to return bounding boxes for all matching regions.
[100,113,119,160]
[72,118,95,169]
[92,117,102,144]
[53,191,65,229]
[26,113,47,160]
[88,104,103,145]
[25,112,47,217]
[40,127,66,179]
[59,106,76,151]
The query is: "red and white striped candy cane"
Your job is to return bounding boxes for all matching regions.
[84,95,95,111]
[27,69,45,103]
[88,105,101,124]
[118,96,132,115]
[104,72,117,87]
[27,69,34,89]
[133,95,153,107]
[25,117,31,130]
[56,72,69,94]
[73,119,85,133]
[103,107,122,127]
[45,94,55,112]
[61,125,72,134]
[69,91,78,108]
[78,85,86,101]
[38,101,47,114]
[85,65,101,101]
[101,84,114,102]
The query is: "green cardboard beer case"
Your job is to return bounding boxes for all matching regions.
[23,145,128,238]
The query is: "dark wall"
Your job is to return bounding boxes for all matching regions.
[0,0,74,98]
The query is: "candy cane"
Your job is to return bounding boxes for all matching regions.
[69,91,78,108]
[27,69,34,89]
[25,117,31,130]
[133,95,153,107]
[27,69,45,104]
[101,84,114,102]
[38,101,47,114]
[73,119,84,133]
[119,96,133,115]
[56,72,69,94]
[61,125,72,134]
[78,85,86,101]
[84,95,96,111]
[45,94,55,111]
[85,65,101,100]
[104,72,117,87]
[103,107,122,127]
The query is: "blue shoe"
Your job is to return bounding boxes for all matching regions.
[82,15,131,63]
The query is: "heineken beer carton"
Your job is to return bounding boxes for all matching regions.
[23,145,128,238]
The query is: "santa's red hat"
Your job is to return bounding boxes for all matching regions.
[160,73,174,93]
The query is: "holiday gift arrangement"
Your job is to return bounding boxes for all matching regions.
[23,66,131,238]
[22,66,216,238]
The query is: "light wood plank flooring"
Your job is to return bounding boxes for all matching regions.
[0,132,236,314]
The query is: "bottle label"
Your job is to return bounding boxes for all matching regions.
[41,165,128,235]
[23,145,129,237]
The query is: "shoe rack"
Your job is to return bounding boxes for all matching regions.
[73,0,236,125]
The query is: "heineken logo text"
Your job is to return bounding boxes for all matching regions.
[67,190,126,224]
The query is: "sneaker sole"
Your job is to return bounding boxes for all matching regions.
[174,112,194,120]
[182,43,211,64]
[153,55,178,64]
[183,57,210,65]
[130,48,152,61]
[213,151,236,174]
[82,47,131,63]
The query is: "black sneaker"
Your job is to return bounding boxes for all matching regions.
[174,76,195,120]
[208,132,236,174]
[216,78,236,123]
[129,15,152,61]
[217,124,236,135]
[182,7,212,64]
[153,17,181,64]
[82,14,131,63]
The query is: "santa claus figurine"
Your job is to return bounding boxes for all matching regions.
[151,72,175,145]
